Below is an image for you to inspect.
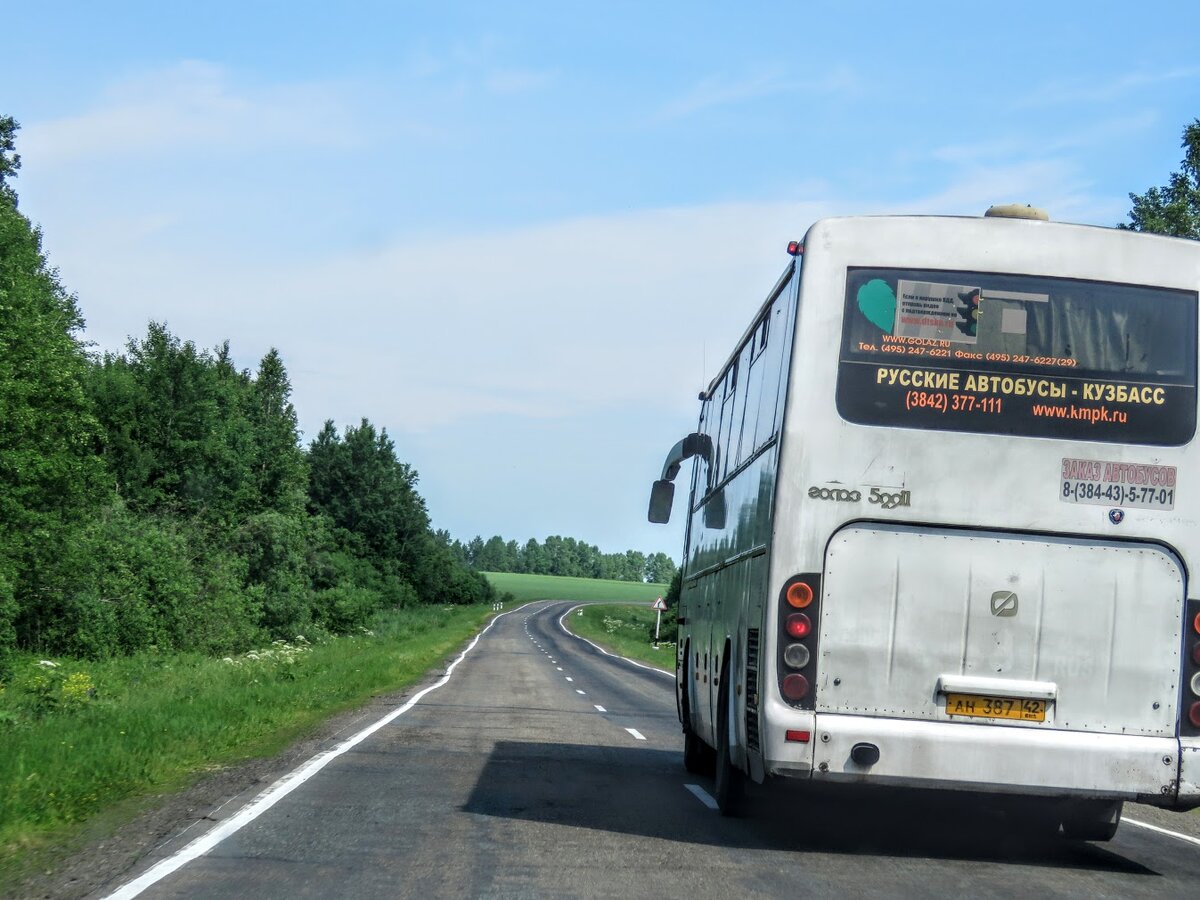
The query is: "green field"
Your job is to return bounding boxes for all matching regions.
[564,603,676,672]
[0,603,499,890]
[483,572,667,603]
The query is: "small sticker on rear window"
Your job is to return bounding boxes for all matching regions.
[1060,458,1177,510]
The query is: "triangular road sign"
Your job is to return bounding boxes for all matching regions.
[652,597,668,611]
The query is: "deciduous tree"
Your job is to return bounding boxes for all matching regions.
[1120,119,1200,239]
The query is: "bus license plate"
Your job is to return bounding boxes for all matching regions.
[945,693,1046,722]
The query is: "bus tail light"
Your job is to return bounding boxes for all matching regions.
[785,614,812,639]
[782,674,810,701]
[778,574,820,709]
[786,582,813,608]
[1184,600,1200,737]
[784,643,810,669]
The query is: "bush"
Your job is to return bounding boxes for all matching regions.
[235,511,313,638]
[313,584,383,633]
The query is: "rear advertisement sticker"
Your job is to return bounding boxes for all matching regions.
[1060,457,1177,510]
[894,280,982,343]
[838,267,1197,446]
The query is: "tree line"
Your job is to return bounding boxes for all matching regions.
[0,117,495,675]
[447,533,677,584]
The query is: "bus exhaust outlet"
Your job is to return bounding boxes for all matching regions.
[850,742,881,767]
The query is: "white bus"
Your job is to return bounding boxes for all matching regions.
[648,207,1200,839]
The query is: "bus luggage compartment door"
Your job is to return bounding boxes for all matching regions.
[817,524,1184,739]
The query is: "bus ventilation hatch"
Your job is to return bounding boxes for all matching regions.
[745,628,761,752]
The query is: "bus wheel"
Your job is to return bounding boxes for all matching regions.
[682,659,715,775]
[1061,800,1122,842]
[713,660,745,816]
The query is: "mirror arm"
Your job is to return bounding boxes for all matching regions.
[660,433,712,483]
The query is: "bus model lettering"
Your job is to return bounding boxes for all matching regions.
[808,486,861,502]
[868,487,911,509]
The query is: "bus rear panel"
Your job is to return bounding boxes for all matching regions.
[664,214,1200,823]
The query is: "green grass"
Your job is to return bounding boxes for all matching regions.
[0,603,500,888]
[483,571,667,603]
[564,603,676,672]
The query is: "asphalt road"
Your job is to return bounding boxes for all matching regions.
[106,600,1200,899]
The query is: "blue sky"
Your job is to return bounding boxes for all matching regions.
[3,2,1199,556]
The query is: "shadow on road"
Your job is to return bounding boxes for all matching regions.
[462,740,1158,878]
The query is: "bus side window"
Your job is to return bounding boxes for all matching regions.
[694,394,720,497]
[718,362,738,482]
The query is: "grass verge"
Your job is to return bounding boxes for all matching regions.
[0,602,500,889]
[564,603,675,672]
[483,571,667,603]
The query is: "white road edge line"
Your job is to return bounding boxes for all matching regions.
[557,606,674,678]
[685,784,719,811]
[103,601,541,900]
[625,728,647,741]
[1124,816,1200,848]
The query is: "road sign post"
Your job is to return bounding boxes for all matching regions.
[652,596,667,646]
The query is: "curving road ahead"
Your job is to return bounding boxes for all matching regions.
[104,600,1200,899]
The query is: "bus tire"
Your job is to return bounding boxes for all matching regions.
[713,658,745,816]
[682,656,715,775]
[1061,800,1122,842]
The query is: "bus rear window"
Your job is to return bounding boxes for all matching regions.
[837,267,1198,445]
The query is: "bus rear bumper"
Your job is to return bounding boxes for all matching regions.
[765,713,1190,807]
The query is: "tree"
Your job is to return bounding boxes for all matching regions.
[521,538,547,574]
[0,127,108,656]
[247,348,306,515]
[87,324,255,523]
[0,116,20,203]
[645,552,677,584]
[307,419,431,590]
[1119,119,1200,239]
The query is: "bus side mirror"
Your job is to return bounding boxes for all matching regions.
[649,432,712,525]
[703,488,726,530]
[648,480,675,523]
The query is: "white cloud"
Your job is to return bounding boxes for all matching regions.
[660,65,857,119]
[54,162,1121,438]
[20,61,360,166]
[931,112,1159,166]
[1016,66,1200,109]
[67,199,831,435]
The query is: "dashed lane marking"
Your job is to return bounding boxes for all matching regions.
[625,728,647,741]
[685,784,719,811]
[565,677,574,682]
[575,689,586,695]
[594,705,607,713]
